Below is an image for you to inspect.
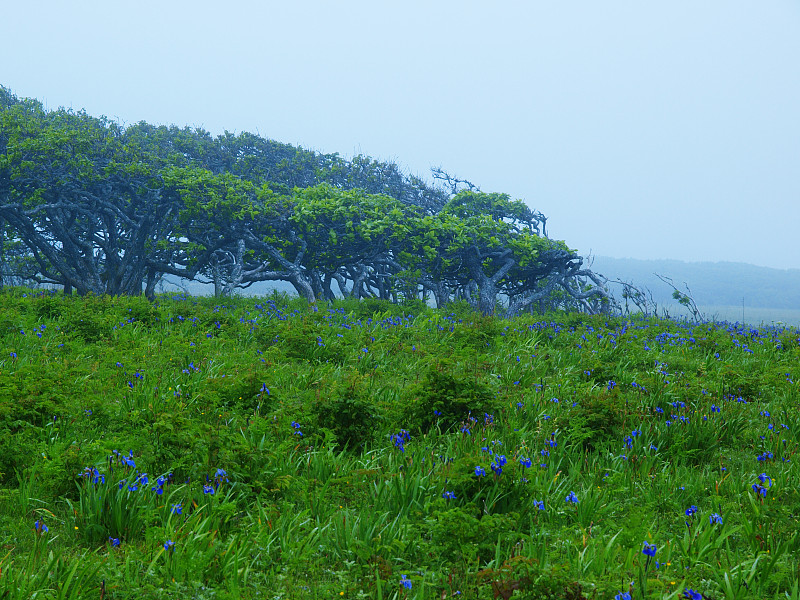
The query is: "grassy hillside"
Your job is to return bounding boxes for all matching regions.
[0,289,799,599]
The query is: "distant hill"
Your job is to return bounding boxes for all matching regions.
[590,256,800,318]
[590,257,800,309]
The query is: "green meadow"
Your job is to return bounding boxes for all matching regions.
[0,289,798,599]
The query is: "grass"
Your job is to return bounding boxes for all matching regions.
[0,287,798,599]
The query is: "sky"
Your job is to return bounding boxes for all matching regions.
[3,0,799,270]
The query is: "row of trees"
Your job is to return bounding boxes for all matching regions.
[0,85,609,315]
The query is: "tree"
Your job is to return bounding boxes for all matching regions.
[503,247,611,316]
[438,191,546,314]
[0,222,38,288]
[0,86,611,312]
[0,103,195,297]
[321,154,448,215]
[406,190,610,315]
[290,184,419,301]
[160,166,304,297]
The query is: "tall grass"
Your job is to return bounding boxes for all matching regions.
[0,288,798,598]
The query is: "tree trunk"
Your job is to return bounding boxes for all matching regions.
[478,281,498,315]
[289,271,316,304]
[212,259,223,298]
[144,269,159,301]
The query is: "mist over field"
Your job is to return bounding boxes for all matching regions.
[156,258,800,327]
[4,1,799,272]
[591,257,800,326]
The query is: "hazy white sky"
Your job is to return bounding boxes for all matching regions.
[3,1,799,269]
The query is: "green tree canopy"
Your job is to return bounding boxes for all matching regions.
[0,85,610,314]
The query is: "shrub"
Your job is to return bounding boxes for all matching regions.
[309,375,384,450]
[559,392,627,452]
[427,507,522,565]
[61,295,117,342]
[199,366,272,413]
[402,359,499,434]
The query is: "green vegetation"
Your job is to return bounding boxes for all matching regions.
[1,289,799,599]
[0,85,607,315]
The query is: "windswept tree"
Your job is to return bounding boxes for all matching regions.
[289,184,421,301]
[321,154,448,215]
[396,190,609,315]
[502,247,611,315]
[164,173,420,302]
[0,222,37,288]
[160,167,311,298]
[0,85,611,314]
[0,103,185,296]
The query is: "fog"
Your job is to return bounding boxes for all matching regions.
[3,0,799,269]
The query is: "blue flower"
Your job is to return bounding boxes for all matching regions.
[442,491,456,500]
[390,431,409,452]
[109,537,121,547]
[683,590,702,600]
[565,491,579,504]
[34,520,48,534]
[533,499,545,511]
[615,593,632,600]
[758,473,772,487]
[164,539,175,551]
[685,505,698,517]
[474,466,486,477]
[709,513,723,525]
[171,503,182,515]
[642,542,657,557]
[203,484,215,495]
[400,574,412,589]
[519,457,532,468]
